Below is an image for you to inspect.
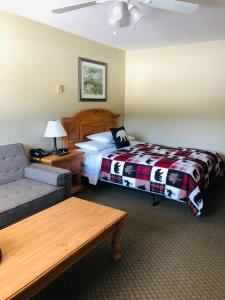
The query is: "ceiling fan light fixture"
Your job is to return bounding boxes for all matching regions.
[112,5,123,17]
[108,1,130,27]
[128,3,134,10]
[52,0,199,32]
[108,14,130,27]
[141,0,152,4]
[130,5,143,24]
[109,1,126,19]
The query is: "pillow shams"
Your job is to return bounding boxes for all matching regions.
[75,140,114,152]
[86,131,113,143]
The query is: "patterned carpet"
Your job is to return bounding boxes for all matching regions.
[33,179,225,300]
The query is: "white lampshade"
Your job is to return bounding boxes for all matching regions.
[44,120,67,138]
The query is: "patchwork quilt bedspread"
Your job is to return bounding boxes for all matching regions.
[99,143,221,216]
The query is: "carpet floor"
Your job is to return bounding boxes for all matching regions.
[33,179,225,300]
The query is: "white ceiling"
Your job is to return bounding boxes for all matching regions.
[0,0,225,50]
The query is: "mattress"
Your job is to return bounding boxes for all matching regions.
[77,141,140,184]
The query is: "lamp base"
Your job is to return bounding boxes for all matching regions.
[52,150,59,155]
[52,137,58,155]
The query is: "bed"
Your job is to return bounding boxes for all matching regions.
[62,109,221,216]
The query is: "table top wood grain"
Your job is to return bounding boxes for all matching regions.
[31,151,83,164]
[0,197,127,300]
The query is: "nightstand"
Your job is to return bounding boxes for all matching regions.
[31,151,84,194]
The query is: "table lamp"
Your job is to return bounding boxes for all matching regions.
[44,120,67,155]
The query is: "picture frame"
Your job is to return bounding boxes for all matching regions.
[78,57,107,102]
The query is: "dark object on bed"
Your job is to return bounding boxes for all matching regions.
[110,126,130,149]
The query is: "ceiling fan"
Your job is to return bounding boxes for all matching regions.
[52,0,199,30]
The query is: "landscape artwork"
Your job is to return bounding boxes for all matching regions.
[79,58,107,101]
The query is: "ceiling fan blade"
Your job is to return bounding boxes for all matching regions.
[96,0,112,3]
[146,0,199,14]
[52,1,98,13]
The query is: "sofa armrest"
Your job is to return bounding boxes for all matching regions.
[25,163,72,197]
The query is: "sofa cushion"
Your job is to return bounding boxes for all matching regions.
[25,163,71,187]
[0,143,29,185]
[0,179,60,213]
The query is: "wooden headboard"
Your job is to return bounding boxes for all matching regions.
[62,109,120,150]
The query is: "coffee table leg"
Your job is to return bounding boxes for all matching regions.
[112,220,123,261]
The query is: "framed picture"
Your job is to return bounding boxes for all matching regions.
[78,57,107,101]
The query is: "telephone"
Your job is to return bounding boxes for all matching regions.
[30,148,49,158]
[57,148,69,156]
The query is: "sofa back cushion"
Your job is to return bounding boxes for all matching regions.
[0,143,29,185]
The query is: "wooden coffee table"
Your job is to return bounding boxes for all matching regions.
[0,197,127,300]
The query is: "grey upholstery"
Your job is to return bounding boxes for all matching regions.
[0,186,65,230]
[0,179,60,213]
[25,164,71,187]
[0,143,72,229]
[0,143,29,185]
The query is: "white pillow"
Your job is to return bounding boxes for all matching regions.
[128,135,136,141]
[75,140,114,152]
[87,131,113,143]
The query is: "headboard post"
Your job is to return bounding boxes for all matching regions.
[62,109,120,151]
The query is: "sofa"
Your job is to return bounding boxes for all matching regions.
[0,143,72,229]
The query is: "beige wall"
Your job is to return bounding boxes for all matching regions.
[1,11,225,156]
[0,12,125,150]
[125,39,225,156]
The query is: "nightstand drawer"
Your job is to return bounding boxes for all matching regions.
[56,158,81,174]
